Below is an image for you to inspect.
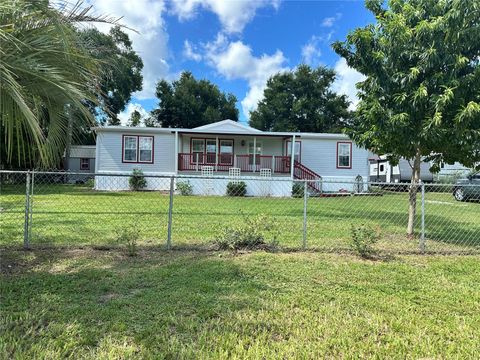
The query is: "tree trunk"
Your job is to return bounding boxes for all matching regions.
[407,148,422,237]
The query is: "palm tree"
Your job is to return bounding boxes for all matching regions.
[0,0,118,168]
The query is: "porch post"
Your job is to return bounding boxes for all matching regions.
[253,136,256,173]
[174,131,179,175]
[272,155,275,174]
[215,136,219,171]
[290,135,296,179]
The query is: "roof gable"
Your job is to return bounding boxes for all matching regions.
[192,120,262,133]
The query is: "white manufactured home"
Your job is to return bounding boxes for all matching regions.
[94,120,370,196]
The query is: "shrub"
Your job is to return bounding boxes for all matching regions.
[116,225,140,256]
[226,181,247,196]
[292,182,304,198]
[215,214,278,251]
[129,169,147,191]
[177,180,193,195]
[85,178,94,188]
[349,224,381,258]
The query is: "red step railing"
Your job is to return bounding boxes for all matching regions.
[293,160,322,193]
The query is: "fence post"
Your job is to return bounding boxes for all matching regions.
[23,171,31,249]
[28,170,35,244]
[303,180,308,249]
[166,176,174,250]
[420,181,425,252]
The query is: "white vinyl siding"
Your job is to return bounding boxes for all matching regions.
[300,138,369,179]
[97,132,175,173]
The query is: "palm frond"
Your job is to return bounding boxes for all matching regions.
[0,0,124,167]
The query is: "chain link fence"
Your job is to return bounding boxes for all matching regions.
[1,170,479,254]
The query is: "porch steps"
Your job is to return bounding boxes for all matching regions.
[293,160,323,194]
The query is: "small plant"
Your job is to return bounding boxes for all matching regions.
[85,178,94,188]
[129,169,147,191]
[177,180,193,195]
[215,213,278,251]
[116,225,140,256]
[226,181,247,196]
[349,223,381,258]
[292,182,304,198]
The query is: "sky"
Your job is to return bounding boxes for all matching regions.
[85,0,374,125]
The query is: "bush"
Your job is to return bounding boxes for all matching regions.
[177,180,193,195]
[85,178,94,188]
[116,225,140,256]
[215,214,278,251]
[226,181,247,196]
[349,224,381,258]
[129,169,147,191]
[292,182,304,198]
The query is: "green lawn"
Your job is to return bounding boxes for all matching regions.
[1,183,479,253]
[1,249,479,358]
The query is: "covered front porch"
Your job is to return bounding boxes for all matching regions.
[175,132,300,177]
[178,153,292,174]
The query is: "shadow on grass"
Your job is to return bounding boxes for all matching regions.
[1,247,270,358]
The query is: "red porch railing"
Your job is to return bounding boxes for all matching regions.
[178,153,233,171]
[178,153,290,173]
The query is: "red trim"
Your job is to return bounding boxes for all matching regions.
[190,137,206,165]
[219,138,234,166]
[122,134,154,164]
[80,158,90,170]
[336,141,352,169]
[189,137,235,166]
[285,140,302,162]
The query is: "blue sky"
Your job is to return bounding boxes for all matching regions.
[88,1,374,125]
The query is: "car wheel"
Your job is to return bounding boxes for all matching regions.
[454,187,465,201]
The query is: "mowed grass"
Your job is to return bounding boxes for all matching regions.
[1,249,480,358]
[1,184,479,252]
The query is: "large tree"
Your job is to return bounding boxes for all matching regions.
[333,0,480,236]
[127,110,142,127]
[249,65,351,132]
[79,26,143,125]
[151,72,239,128]
[0,0,117,168]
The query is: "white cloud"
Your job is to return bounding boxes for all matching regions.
[170,0,280,33]
[321,17,335,27]
[203,34,288,116]
[301,36,322,65]
[118,103,150,126]
[85,0,170,99]
[183,40,202,61]
[321,12,342,28]
[332,58,366,110]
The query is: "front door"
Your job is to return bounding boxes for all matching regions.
[219,139,233,166]
[206,139,217,164]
